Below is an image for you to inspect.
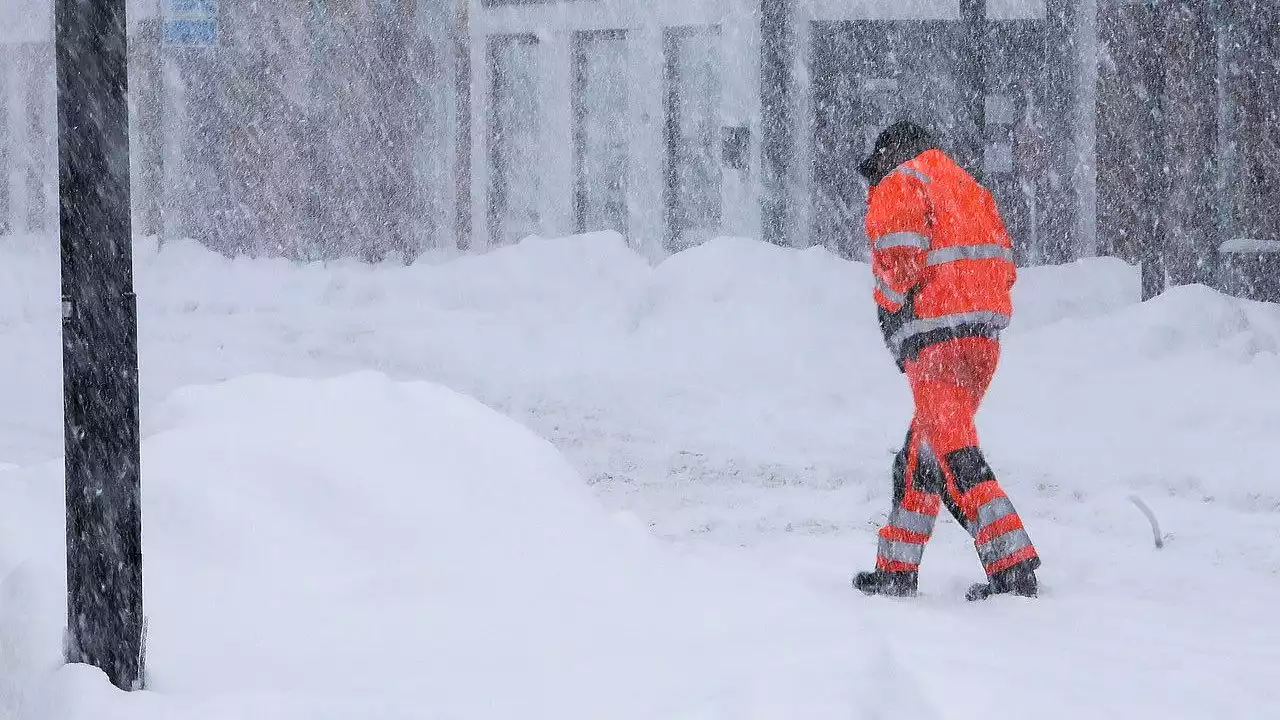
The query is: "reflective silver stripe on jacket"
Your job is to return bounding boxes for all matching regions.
[887,311,1012,354]
[977,529,1034,567]
[926,244,1015,266]
[888,507,937,536]
[976,497,1017,532]
[877,537,925,565]
[874,231,931,251]
[891,167,933,184]
[875,277,906,306]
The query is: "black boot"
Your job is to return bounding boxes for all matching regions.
[965,558,1040,601]
[853,569,918,597]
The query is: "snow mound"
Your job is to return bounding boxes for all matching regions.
[1,372,885,719]
[1010,281,1280,373]
[634,237,874,383]
[1108,283,1280,359]
[1008,255,1140,333]
[416,230,650,314]
[986,280,1280,517]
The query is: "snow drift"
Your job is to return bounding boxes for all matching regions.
[1,371,885,719]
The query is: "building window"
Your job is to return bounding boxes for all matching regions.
[0,63,9,236]
[663,26,722,252]
[572,29,629,239]
[24,48,49,234]
[481,0,597,5]
[1221,9,1280,245]
[487,33,541,246]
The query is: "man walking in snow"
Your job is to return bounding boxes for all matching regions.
[852,121,1041,601]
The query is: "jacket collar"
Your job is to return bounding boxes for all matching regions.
[859,139,937,187]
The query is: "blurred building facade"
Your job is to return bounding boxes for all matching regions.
[462,0,1084,264]
[1096,0,1279,295]
[0,0,1276,280]
[126,0,434,261]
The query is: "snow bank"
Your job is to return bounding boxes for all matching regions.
[1007,255,1140,333]
[990,279,1280,522]
[1,372,882,719]
[4,231,1280,510]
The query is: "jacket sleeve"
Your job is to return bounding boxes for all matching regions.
[865,173,931,314]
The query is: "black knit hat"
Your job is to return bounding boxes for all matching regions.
[858,120,937,186]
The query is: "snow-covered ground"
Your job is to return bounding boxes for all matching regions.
[3,231,1280,717]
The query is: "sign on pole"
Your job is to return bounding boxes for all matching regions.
[164,0,220,47]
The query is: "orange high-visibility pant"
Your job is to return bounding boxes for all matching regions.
[876,336,1040,576]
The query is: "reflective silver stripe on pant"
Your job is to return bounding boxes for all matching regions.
[876,277,906,305]
[877,537,926,565]
[891,167,933,184]
[977,529,1033,567]
[926,244,1015,266]
[976,497,1017,531]
[888,311,1012,354]
[888,507,937,536]
[874,231,931,251]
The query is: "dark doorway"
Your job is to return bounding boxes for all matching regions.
[811,22,982,260]
[810,18,1073,264]
[982,19,1070,266]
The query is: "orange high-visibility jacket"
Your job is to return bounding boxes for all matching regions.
[865,148,1017,367]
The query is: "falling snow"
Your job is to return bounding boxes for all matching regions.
[1,0,1279,717]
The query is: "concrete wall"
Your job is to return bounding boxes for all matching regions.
[0,41,56,244]
[467,0,764,260]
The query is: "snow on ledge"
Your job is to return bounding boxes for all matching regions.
[1219,237,1280,254]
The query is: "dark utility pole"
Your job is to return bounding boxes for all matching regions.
[56,0,145,692]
